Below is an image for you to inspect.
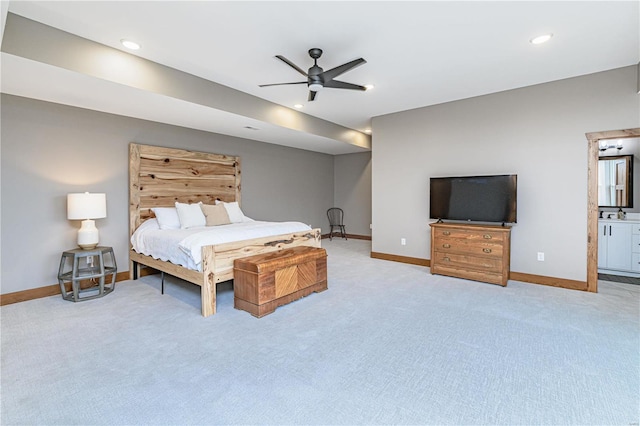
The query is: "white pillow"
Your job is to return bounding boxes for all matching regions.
[219,201,246,223]
[151,207,181,230]
[175,202,206,229]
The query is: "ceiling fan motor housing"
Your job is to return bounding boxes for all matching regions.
[308,65,324,90]
[308,49,324,90]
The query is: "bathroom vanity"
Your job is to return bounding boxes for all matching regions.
[597,218,640,276]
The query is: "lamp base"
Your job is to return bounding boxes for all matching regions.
[78,243,99,250]
[77,219,100,250]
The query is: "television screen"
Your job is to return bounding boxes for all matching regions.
[430,175,517,223]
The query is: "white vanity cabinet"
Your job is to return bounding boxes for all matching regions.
[597,220,637,273]
[631,223,640,273]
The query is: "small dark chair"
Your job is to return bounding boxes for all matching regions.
[327,207,347,240]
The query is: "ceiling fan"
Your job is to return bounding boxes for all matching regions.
[259,48,367,101]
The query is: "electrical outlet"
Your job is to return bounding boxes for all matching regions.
[401,238,406,246]
[537,252,545,261]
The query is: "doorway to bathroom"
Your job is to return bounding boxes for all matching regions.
[586,128,640,292]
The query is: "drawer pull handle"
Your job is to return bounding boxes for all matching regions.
[483,248,492,253]
[443,244,451,248]
[443,231,450,236]
[483,234,492,239]
[443,257,450,262]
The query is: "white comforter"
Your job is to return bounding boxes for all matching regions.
[131,219,313,271]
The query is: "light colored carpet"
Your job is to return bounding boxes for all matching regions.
[1,239,638,425]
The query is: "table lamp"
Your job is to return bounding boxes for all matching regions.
[67,192,107,249]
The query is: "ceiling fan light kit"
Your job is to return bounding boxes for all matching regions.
[260,48,367,101]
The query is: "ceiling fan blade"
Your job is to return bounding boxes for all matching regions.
[308,91,318,101]
[323,80,367,91]
[321,58,366,81]
[259,81,307,87]
[275,55,308,77]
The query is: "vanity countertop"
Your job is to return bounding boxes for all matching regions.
[599,212,640,222]
[598,217,640,224]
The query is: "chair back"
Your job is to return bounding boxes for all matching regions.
[327,207,344,226]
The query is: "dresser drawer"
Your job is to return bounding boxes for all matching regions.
[431,264,505,286]
[633,224,640,235]
[435,228,506,243]
[433,251,502,272]
[434,237,504,258]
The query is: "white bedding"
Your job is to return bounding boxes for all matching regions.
[131,219,313,271]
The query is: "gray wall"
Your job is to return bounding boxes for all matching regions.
[0,94,337,294]
[371,66,639,282]
[334,152,372,236]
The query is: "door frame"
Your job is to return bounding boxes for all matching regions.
[585,128,640,292]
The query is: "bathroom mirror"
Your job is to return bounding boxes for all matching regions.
[598,155,633,207]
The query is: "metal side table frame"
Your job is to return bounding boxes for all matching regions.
[58,247,117,302]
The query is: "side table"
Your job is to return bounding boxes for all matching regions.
[57,246,117,302]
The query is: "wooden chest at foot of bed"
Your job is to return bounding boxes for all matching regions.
[233,246,327,317]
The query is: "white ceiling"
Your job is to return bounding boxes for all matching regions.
[2,1,639,154]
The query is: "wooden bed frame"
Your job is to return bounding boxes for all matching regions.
[128,143,321,317]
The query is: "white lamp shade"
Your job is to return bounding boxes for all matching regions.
[67,193,106,220]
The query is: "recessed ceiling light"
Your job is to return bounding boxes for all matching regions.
[121,39,141,50]
[530,33,553,45]
[365,84,375,91]
[294,104,303,109]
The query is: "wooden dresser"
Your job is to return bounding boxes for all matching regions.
[429,222,511,286]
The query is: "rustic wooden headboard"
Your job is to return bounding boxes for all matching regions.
[129,143,241,236]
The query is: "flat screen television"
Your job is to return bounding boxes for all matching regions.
[430,174,517,224]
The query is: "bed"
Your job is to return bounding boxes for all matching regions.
[128,143,321,317]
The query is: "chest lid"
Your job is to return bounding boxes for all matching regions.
[234,246,326,273]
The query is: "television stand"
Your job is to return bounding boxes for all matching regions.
[429,222,511,286]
